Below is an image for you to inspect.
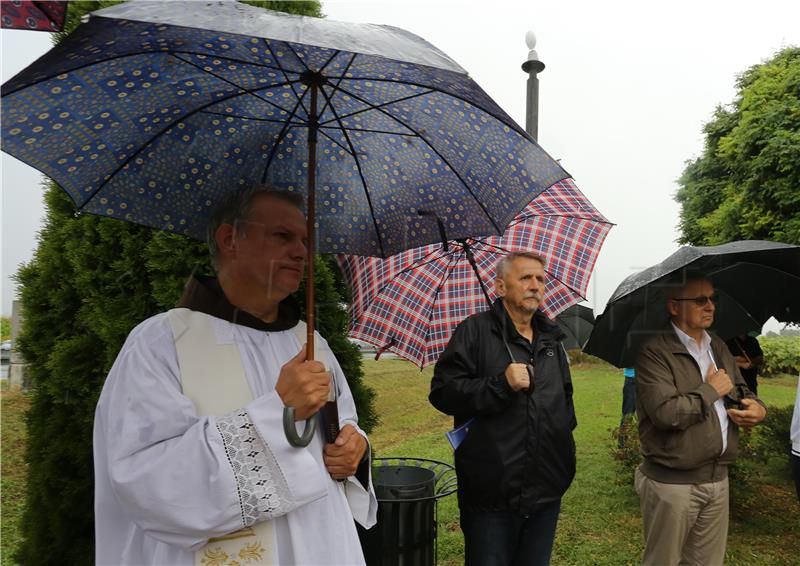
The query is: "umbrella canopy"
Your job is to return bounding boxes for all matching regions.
[584,240,800,368]
[555,304,595,350]
[337,178,612,367]
[1,1,68,32]
[1,0,570,445]
[1,0,569,258]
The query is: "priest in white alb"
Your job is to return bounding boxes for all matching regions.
[93,186,377,565]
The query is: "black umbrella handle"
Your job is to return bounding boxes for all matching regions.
[460,239,493,307]
[320,400,340,444]
[418,210,449,251]
[283,408,317,447]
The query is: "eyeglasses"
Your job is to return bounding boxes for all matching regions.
[671,295,719,307]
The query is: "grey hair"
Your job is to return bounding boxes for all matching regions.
[495,252,547,280]
[206,185,304,271]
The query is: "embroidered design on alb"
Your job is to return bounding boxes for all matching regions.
[217,410,292,527]
[200,539,265,566]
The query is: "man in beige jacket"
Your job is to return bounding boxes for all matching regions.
[634,273,766,566]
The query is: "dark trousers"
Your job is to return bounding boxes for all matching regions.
[460,500,561,566]
[621,377,636,419]
[793,453,800,503]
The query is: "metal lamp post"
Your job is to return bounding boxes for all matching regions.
[522,30,545,141]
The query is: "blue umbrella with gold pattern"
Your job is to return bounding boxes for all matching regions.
[1,0,569,444]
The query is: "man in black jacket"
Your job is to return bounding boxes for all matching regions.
[429,252,576,566]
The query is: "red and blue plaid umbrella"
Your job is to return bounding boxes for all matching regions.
[1,1,68,32]
[337,178,613,367]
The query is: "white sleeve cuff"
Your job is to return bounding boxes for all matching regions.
[216,409,294,527]
[345,427,377,528]
[245,393,328,511]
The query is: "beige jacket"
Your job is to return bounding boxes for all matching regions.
[634,326,760,484]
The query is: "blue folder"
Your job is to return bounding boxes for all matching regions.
[445,418,474,450]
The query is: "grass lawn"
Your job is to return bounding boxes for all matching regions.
[1,391,29,566]
[0,363,796,565]
[363,359,799,565]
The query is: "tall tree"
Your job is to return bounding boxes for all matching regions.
[13,2,376,564]
[675,46,800,245]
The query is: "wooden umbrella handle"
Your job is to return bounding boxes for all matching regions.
[282,79,341,448]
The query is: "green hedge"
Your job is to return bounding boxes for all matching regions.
[760,335,800,376]
[728,404,794,511]
[611,404,794,505]
[610,414,641,484]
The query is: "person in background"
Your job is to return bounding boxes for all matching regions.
[725,332,764,395]
[617,367,637,448]
[621,367,636,420]
[791,374,800,502]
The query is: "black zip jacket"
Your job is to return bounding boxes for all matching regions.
[429,299,577,512]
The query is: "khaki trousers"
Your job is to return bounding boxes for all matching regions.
[634,466,729,566]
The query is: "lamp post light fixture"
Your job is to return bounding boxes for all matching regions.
[522,30,545,141]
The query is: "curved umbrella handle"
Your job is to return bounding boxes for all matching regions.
[283,407,317,447]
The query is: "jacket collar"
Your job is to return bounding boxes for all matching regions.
[177,274,301,332]
[671,322,712,353]
[660,322,723,359]
[490,298,565,344]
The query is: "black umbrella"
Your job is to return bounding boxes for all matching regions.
[555,304,595,350]
[585,240,800,367]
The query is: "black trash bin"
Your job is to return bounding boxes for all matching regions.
[358,458,457,566]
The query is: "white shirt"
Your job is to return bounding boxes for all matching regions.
[94,312,377,565]
[671,323,729,455]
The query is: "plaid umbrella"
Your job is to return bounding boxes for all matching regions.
[338,178,613,367]
[1,1,68,31]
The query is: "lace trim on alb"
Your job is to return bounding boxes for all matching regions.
[217,410,292,527]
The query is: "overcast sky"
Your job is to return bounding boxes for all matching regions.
[2,0,799,323]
